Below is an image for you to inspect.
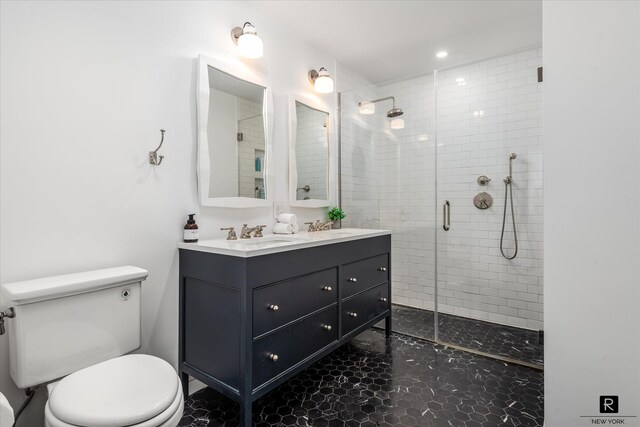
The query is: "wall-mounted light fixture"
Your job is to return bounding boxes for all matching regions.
[231,22,263,59]
[358,96,405,129]
[308,67,334,93]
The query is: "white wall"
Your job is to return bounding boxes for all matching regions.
[544,1,640,425]
[0,1,339,424]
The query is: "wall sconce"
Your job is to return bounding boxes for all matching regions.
[231,22,263,59]
[358,96,405,129]
[308,67,334,93]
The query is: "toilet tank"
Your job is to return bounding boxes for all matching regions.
[1,266,148,389]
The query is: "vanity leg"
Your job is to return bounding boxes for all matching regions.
[180,372,189,402]
[240,399,252,427]
[385,314,392,338]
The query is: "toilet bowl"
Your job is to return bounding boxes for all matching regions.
[0,392,15,426]
[43,354,183,427]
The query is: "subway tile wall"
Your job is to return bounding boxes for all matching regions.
[338,63,380,229]
[339,48,543,331]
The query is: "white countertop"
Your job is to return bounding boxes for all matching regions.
[177,228,391,258]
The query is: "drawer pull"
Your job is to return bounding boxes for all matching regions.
[268,304,279,311]
[348,277,358,283]
[322,324,332,331]
[379,297,388,302]
[268,353,279,362]
[348,312,358,318]
[322,286,333,292]
[378,267,387,272]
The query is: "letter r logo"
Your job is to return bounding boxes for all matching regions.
[600,396,619,413]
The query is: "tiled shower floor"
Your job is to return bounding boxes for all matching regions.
[376,305,543,366]
[180,329,544,426]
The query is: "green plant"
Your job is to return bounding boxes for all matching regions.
[328,206,346,221]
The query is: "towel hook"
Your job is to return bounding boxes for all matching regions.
[149,129,165,165]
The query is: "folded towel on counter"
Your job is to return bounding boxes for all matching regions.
[272,223,295,234]
[277,213,297,225]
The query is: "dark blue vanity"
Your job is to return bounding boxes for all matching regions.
[178,231,391,426]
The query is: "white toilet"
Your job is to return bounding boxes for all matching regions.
[1,266,184,427]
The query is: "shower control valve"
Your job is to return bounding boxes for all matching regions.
[477,175,491,186]
[473,192,493,209]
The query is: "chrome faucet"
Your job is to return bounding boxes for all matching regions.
[240,224,266,239]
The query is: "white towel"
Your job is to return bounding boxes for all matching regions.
[272,223,295,234]
[277,213,297,225]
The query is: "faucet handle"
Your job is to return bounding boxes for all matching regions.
[304,222,316,232]
[254,225,267,237]
[220,227,237,240]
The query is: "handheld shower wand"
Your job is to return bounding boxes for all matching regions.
[500,153,518,259]
[504,153,517,183]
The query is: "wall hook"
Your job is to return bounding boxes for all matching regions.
[149,129,165,165]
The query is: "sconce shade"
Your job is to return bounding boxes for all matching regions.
[233,22,263,59]
[309,67,334,93]
[390,117,405,129]
[314,69,334,93]
[358,101,376,114]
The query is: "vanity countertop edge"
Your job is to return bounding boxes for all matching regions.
[177,228,392,258]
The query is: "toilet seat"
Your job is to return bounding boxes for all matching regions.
[44,354,184,427]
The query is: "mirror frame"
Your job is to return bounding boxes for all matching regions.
[196,54,274,208]
[288,95,335,208]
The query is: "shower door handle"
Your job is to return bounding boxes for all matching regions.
[443,201,450,231]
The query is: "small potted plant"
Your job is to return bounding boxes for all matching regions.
[328,206,346,229]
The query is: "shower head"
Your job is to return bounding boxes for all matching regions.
[510,153,517,160]
[387,107,403,118]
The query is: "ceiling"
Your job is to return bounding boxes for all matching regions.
[247,0,542,83]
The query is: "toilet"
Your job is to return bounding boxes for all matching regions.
[1,266,184,427]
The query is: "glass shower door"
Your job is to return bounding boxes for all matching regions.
[434,49,544,367]
[339,74,437,342]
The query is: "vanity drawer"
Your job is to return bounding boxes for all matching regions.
[342,283,390,336]
[252,305,337,389]
[342,254,389,298]
[253,268,337,337]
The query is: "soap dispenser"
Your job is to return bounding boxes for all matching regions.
[183,214,199,243]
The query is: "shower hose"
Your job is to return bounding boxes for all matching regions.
[500,180,518,260]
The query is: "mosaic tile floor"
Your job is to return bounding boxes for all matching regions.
[376,305,543,366]
[180,329,544,426]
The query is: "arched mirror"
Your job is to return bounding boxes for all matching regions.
[288,96,335,207]
[197,55,273,208]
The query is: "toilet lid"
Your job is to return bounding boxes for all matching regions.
[49,354,179,427]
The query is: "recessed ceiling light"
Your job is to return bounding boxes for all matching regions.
[436,51,448,58]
